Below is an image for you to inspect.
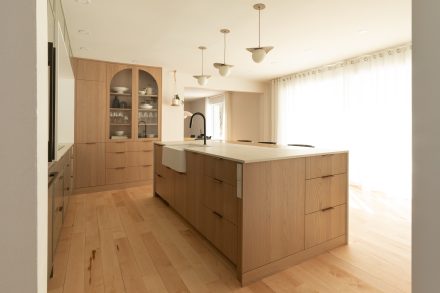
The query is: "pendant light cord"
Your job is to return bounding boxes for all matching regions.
[258,9,261,48]
[224,33,226,64]
[201,49,204,75]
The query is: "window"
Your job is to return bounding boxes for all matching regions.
[206,96,225,140]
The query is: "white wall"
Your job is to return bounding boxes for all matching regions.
[56,23,75,145]
[229,92,264,142]
[184,98,206,137]
[161,70,266,142]
[413,1,440,291]
[0,0,47,292]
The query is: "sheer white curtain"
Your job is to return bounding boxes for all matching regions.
[273,45,412,198]
[206,94,226,140]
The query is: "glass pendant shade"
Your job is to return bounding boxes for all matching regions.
[246,3,274,63]
[193,46,211,86]
[214,29,233,77]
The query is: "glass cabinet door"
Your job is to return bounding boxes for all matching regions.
[137,70,159,139]
[109,68,132,140]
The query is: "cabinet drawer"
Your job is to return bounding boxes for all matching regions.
[202,176,238,224]
[106,152,126,169]
[305,204,346,249]
[125,166,153,182]
[106,167,126,185]
[106,142,126,153]
[306,153,348,179]
[204,156,237,185]
[305,174,347,214]
[126,151,153,167]
[155,172,169,201]
[199,205,237,264]
[126,141,153,152]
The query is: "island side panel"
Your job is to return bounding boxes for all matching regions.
[241,157,306,273]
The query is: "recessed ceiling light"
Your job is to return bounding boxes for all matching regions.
[358,29,368,34]
[75,0,91,4]
[78,29,90,35]
[79,47,88,51]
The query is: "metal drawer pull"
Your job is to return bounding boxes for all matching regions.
[213,178,223,184]
[321,207,334,212]
[212,211,223,218]
[86,142,96,145]
[321,175,334,179]
[58,206,63,212]
[115,167,125,170]
[157,174,163,178]
[115,152,125,154]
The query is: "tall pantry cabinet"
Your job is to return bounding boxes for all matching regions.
[73,58,162,193]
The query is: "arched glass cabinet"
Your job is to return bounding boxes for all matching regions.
[106,64,161,142]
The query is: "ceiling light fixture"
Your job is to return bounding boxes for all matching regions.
[75,0,91,4]
[246,3,273,63]
[213,29,233,77]
[193,46,211,86]
[78,29,90,35]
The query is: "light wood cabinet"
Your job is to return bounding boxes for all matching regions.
[75,80,106,143]
[305,174,347,214]
[153,145,349,286]
[305,204,347,248]
[75,143,105,188]
[105,141,154,185]
[75,59,106,81]
[202,176,238,225]
[73,58,161,191]
[306,153,348,179]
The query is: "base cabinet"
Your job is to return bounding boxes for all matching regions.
[154,144,349,285]
[75,143,105,188]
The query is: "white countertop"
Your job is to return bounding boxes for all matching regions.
[156,141,348,164]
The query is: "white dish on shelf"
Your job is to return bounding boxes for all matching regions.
[147,134,155,138]
[138,90,146,95]
[140,103,153,110]
[115,130,125,136]
[111,86,129,94]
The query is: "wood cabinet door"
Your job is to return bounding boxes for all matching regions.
[305,174,348,214]
[75,80,106,143]
[173,172,187,217]
[75,59,106,81]
[306,153,348,179]
[75,143,106,188]
[242,158,306,272]
[305,204,347,249]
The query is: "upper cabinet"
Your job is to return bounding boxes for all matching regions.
[107,64,134,140]
[137,68,160,139]
[75,79,106,143]
[75,59,106,82]
[106,63,162,142]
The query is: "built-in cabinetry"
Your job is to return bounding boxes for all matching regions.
[73,58,162,193]
[153,143,348,285]
[48,145,74,279]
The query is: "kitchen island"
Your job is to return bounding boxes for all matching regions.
[153,141,348,285]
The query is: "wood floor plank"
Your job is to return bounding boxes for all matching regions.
[63,232,86,293]
[114,237,148,293]
[141,232,190,293]
[100,228,126,293]
[51,184,411,293]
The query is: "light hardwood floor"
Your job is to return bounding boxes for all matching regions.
[48,185,411,293]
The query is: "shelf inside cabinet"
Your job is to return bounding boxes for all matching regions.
[110,108,131,111]
[138,109,157,111]
[139,94,158,98]
[110,92,132,96]
[110,123,131,126]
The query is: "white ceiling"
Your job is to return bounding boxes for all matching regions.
[63,0,411,81]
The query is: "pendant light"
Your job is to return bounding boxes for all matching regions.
[246,3,273,63]
[193,46,211,86]
[213,29,233,77]
[171,70,182,106]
